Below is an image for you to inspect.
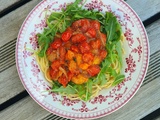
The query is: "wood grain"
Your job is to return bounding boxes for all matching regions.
[0,76,159,120]
[127,0,160,21]
[0,0,20,12]
[0,0,41,47]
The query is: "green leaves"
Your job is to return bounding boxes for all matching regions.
[112,74,125,86]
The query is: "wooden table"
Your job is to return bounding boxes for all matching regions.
[0,0,160,120]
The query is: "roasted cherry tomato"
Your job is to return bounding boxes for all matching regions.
[100,50,107,60]
[67,71,73,81]
[58,74,68,87]
[61,31,72,42]
[70,45,79,53]
[59,46,66,60]
[50,38,62,49]
[46,47,53,55]
[82,52,94,63]
[71,33,86,43]
[80,19,90,32]
[86,28,96,38]
[51,60,61,69]
[90,39,101,49]
[87,65,100,76]
[49,67,58,80]
[79,41,91,53]
[90,20,100,30]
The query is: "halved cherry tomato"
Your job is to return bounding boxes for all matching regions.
[80,19,90,32]
[61,31,72,42]
[71,33,86,43]
[82,52,94,63]
[79,41,91,53]
[86,28,96,38]
[46,47,53,55]
[49,67,58,80]
[50,38,62,49]
[87,65,100,76]
[100,50,107,60]
[59,46,66,60]
[70,45,79,53]
[90,39,101,49]
[58,74,68,87]
[47,51,57,62]
[67,71,73,81]
[65,50,75,60]
[90,20,100,30]
[51,60,61,69]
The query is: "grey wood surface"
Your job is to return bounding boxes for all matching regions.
[0,0,20,12]
[0,0,160,120]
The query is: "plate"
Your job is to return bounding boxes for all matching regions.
[16,0,149,119]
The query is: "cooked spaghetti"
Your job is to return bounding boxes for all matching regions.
[36,0,125,101]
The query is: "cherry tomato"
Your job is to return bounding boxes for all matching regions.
[86,28,96,38]
[51,60,61,69]
[100,33,107,45]
[70,45,79,53]
[59,46,66,60]
[50,38,62,49]
[61,31,72,42]
[71,33,86,43]
[58,74,68,87]
[82,52,94,63]
[90,20,100,30]
[67,71,73,81]
[90,39,101,49]
[100,50,107,60]
[47,51,56,62]
[49,67,58,80]
[87,65,100,76]
[80,19,90,32]
[46,47,53,55]
[79,41,91,53]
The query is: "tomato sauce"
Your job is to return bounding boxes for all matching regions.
[46,19,107,87]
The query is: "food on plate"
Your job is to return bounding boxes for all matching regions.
[36,0,125,101]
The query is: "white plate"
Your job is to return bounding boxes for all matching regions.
[16,0,149,119]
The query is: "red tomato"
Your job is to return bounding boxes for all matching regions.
[82,52,94,63]
[90,20,100,30]
[71,33,86,43]
[67,71,73,81]
[63,41,72,50]
[79,41,91,53]
[90,39,101,49]
[86,28,96,38]
[51,60,61,69]
[46,47,53,55]
[59,46,66,60]
[61,31,72,42]
[80,19,90,32]
[50,38,62,49]
[49,67,58,79]
[87,65,100,76]
[58,74,68,87]
[100,50,107,59]
[100,33,107,45]
[70,45,79,53]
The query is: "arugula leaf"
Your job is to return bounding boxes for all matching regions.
[112,74,125,86]
[51,84,77,94]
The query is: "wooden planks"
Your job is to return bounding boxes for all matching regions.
[127,0,160,21]
[0,0,41,47]
[0,0,20,12]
